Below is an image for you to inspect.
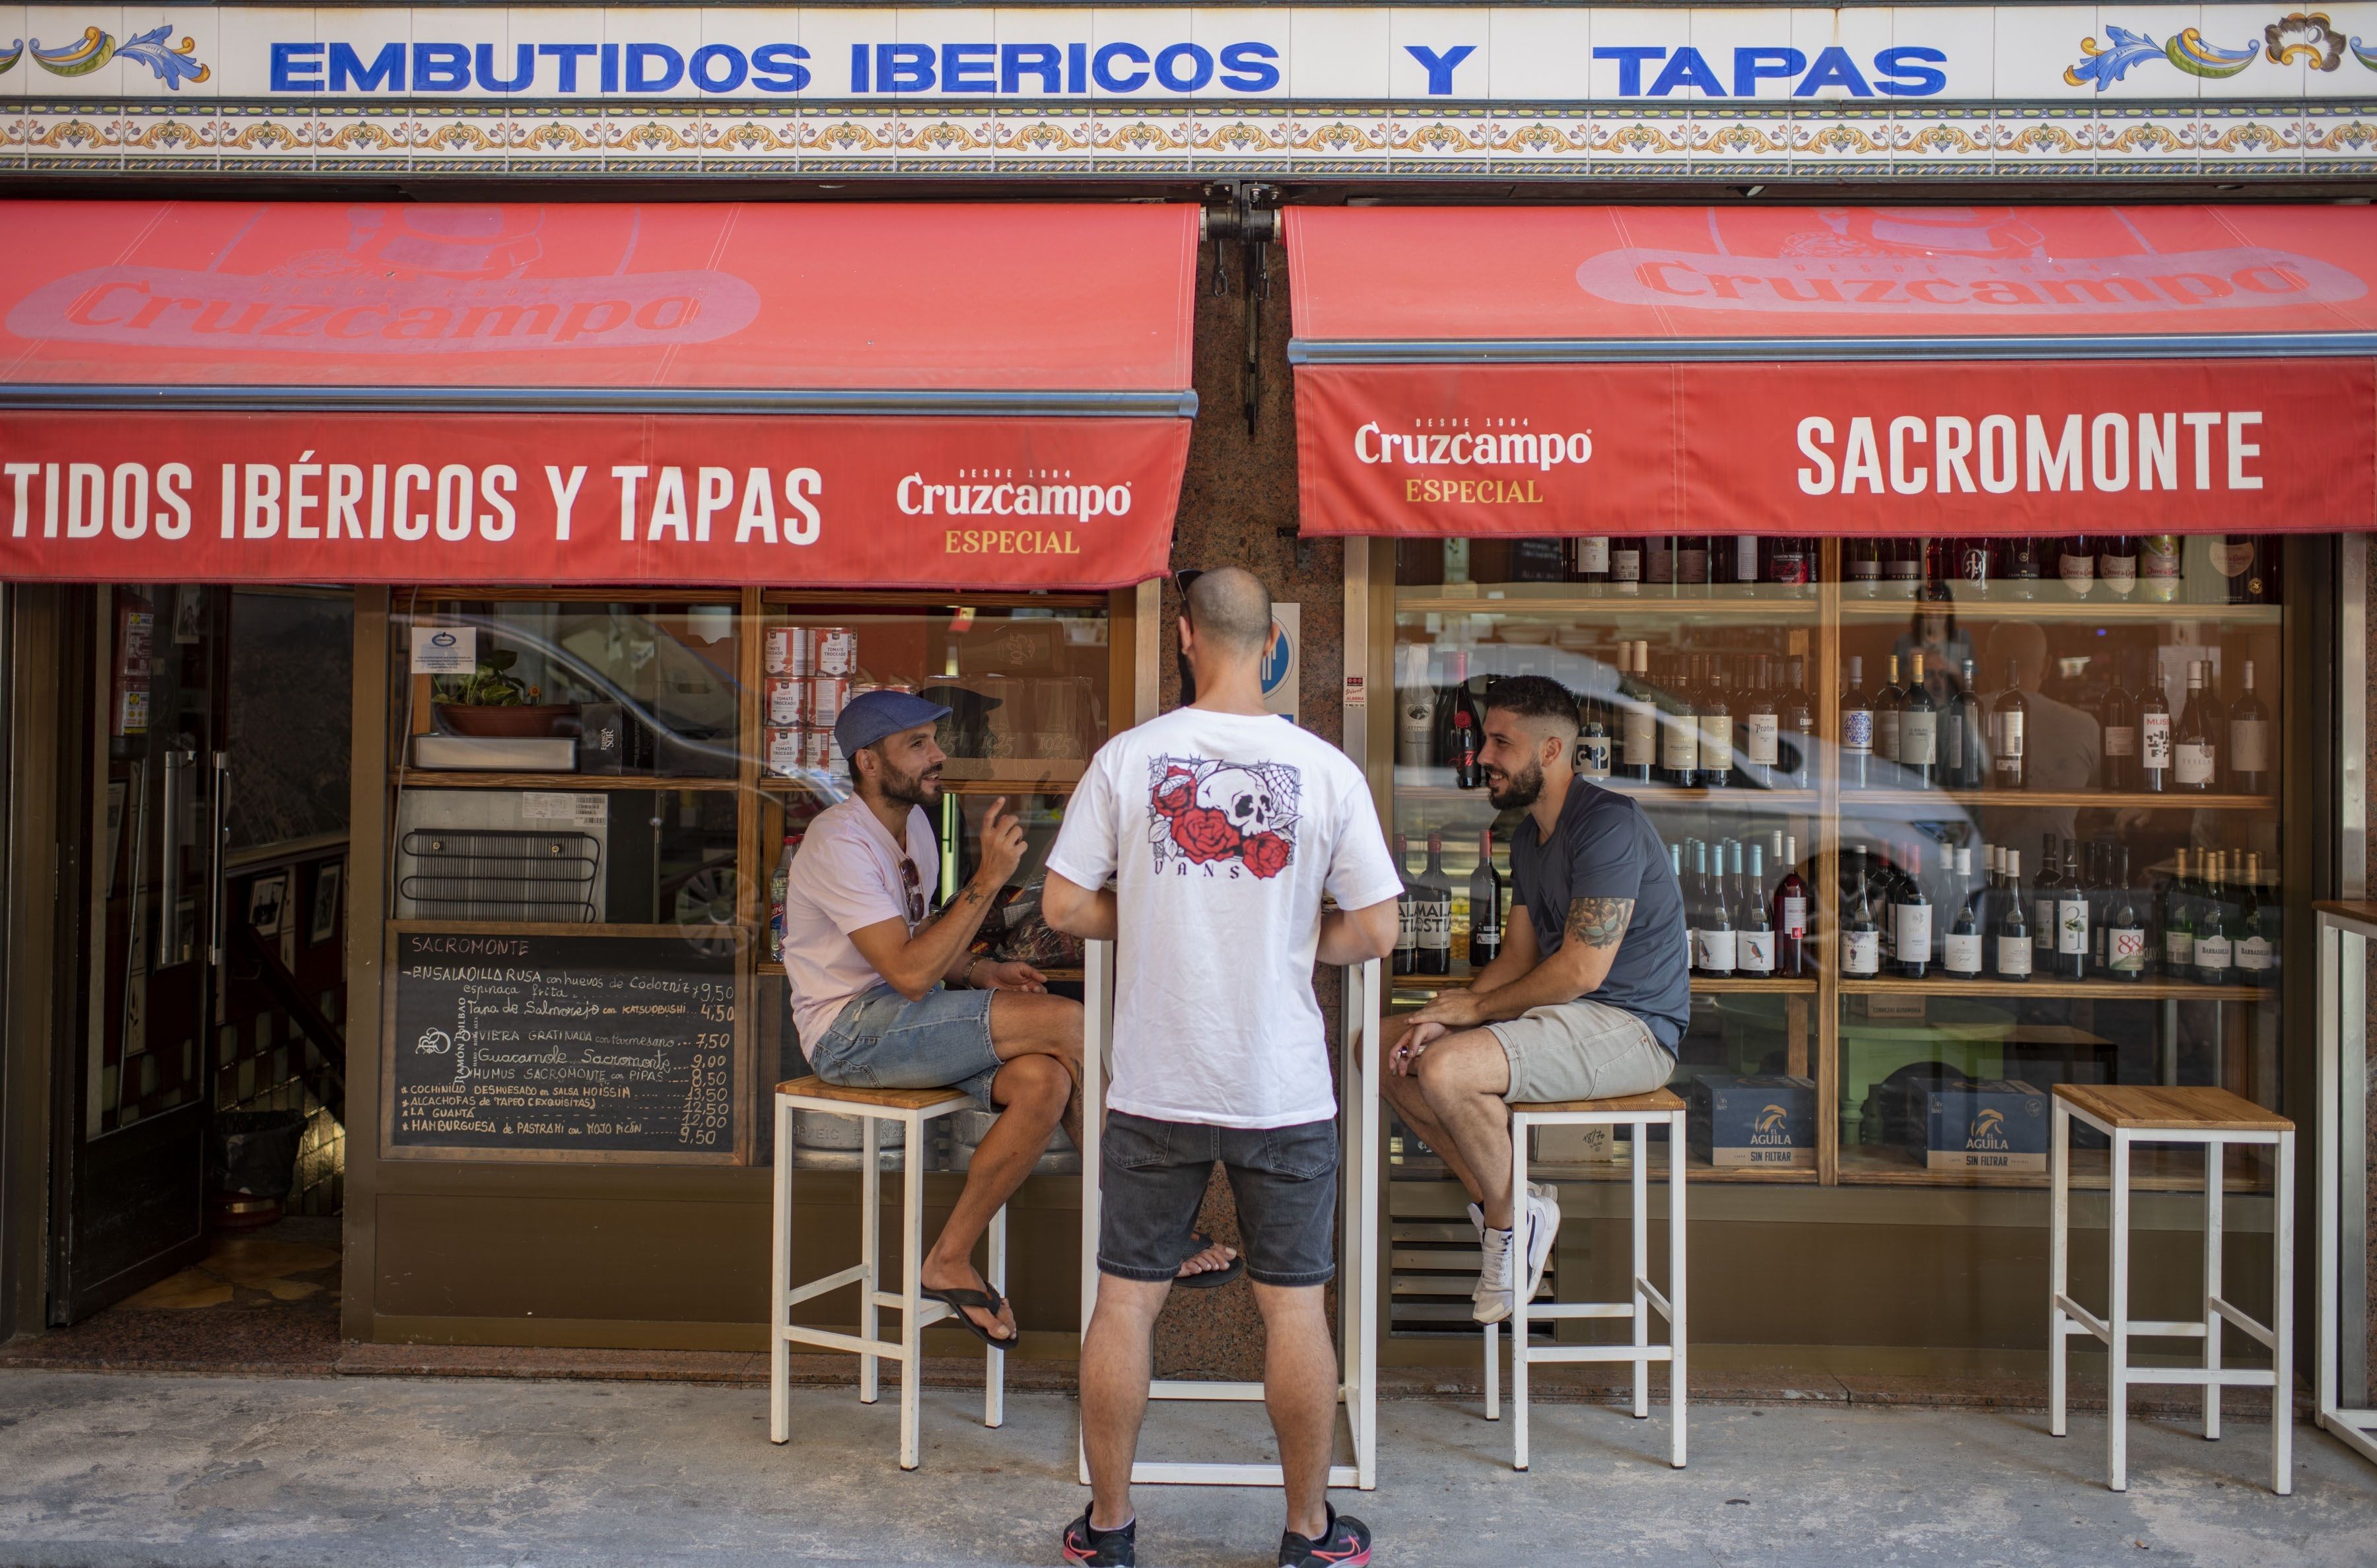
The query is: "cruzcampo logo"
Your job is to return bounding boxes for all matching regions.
[1,24,210,88]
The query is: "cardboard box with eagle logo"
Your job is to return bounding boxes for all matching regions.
[1924,1081,2050,1173]
[1688,1074,1816,1170]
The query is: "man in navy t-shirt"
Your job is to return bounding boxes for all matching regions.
[1381,674,1687,1326]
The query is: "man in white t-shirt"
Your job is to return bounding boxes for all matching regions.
[1043,568,1401,1568]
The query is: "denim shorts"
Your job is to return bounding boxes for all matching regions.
[1097,1112,1338,1289]
[807,983,1003,1110]
[1486,998,1676,1105]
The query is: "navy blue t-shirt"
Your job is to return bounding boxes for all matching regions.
[1507,781,1690,1051]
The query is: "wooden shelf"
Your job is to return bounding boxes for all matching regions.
[1837,596,2280,624]
[394,771,740,791]
[1837,976,2271,1002]
[1390,972,1815,996]
[761,589,1107,609]
[757,775,1075,798]
[1851,788,2275,812]
[1397,782,1818,807]
[1396,587,1819,619]
[1391,1157,1818,1186]
[1838,1144,2275,1193]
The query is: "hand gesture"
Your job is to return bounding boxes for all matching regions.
[977,960,1049,993]
[975,796,1028,889]
[1390,1021,1447,1075]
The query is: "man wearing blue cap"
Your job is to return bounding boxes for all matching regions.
[782,689,1228,1347]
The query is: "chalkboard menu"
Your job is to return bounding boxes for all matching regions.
[388,930,737,1158]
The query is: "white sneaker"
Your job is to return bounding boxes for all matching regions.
[1466,1201,1484,1239]
[1520,1185,1562,1311]
[1472,1225,1513,1323]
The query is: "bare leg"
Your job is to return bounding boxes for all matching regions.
[1255,1281,1338,1541]
[1082,1275,1169,1532]
[1380,1015,1492,1203]
[1412,1029,1518,1227]
[920,1052,1068,1342]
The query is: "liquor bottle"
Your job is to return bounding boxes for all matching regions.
[1395,646,1439,769]
[1884,536,1925,598]
[1944,844,1985,978]
[1468,828,1503,969]
[1431,650,1470,768]
[1946,658,1986,790]
[1893,840,1933,978]
[1571,535,1612,592]
[1772,833,1809,976]
[2032,833,2060,956]
[1843,846,1882,978]
[1658,652,1700,788]
[1450,679,1483,791]
[1742,656,1781,790]
[2100,535,2140,599]
[2098,652,2139,791]
[2162,846,2196,978]
[2059,535,2096,598]
[1768,537,1811,594]
[1841,654,1875,790]
[1990,659,2029,790]
[1610,537,1643,597]
[1617,642,1656,783]
[2142,533,2183,602]
[1577,700,1613,781]
[2228,660,2270,795]
[1898,653,1939,789]
[2107,845,2148,980]
[2193,850,2232,984]
[1694,839,1735,978]
[1875,654,1906,776]
[1782,656,1816,790]
[1391,833,1417,976]
[2172,662,2217,792]
[2213,535,2273,605]
[1676,535,1711,591]
[1845,537,1884,597]
[2003,536,2045,601]
[1697,658,1734,790]
[2237,851,2275,978]
[2053,839,2089,978]
[1737,841,1776,976]
[2232,535,2279,603]
[1995,849,2032,980]
[1950,537,1993,594]
[1646,535,1677,596]
[2086,839,2113,970]
[2139,663,2174,793]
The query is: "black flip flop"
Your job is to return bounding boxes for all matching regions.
[919,1281,1018,1347]
[1173,1232,1245,1290]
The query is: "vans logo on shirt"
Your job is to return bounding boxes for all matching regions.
[1148,757,1301,879]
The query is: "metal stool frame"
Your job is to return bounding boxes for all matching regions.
[2314,903,2377,1472]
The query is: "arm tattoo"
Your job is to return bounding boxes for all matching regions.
[1563,897,1635,949]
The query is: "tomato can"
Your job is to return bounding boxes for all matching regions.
[800,727,835,769]
[765,677,809,728]
[815,627,858,675]
[809,675,852,728]
[765,727,803,777]
[763,627,800,676]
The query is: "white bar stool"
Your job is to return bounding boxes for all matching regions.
[771,1075,1007,1471]
[1482,1087,1688,1472]
[2050,1083,2296,1495]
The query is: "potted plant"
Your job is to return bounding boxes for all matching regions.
[432,650,575,737]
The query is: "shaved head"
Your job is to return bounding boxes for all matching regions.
[1186,566,1273,656]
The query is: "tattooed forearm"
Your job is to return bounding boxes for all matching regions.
[1564,897,1635,949]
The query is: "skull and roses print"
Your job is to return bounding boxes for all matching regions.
[1049,709,1403,1130]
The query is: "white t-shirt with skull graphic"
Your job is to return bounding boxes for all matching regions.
[1048,706,1402,1130]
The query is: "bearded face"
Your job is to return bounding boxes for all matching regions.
[865,743,943,809]
[1486,757,1544,811]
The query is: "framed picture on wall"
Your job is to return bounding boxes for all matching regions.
[247,873,289,937]
[310,863,343,945]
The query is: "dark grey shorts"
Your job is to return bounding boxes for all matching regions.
[1097,1111,1339,1289]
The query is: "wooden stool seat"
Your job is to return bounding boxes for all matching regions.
[2051,1083,2293,1134]
[1508,1088,1687,1116]
[777,1075,975,1111]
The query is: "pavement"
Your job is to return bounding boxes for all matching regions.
[0,1370,2370,1567]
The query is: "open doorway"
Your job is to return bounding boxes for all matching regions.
[15,586,352,1371]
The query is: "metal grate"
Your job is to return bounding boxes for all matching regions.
[398,829,600,923]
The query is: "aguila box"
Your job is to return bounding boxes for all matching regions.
[1924,1080,2050,1173]
[1688,1074,1816,1170]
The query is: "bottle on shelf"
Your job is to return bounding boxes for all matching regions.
[1616,641,1656,783]
[1782,656,1816,790]
[1468,828,1503,970]
[1694,839,1736,978]
[1845,537,1884,597]
[1742,655,1781,790]
[2107,846,2149,980]
[1443,539,1472,586]
[1990,659,2028,791]
[2162,846,2196,978]
[1412,831,1453,976]
[2032,833,2059,958]
[1670,843,1690,957]
[1676,534,1711,592]
[1727,837,1750,918]
[1772,833,1809,976]
[1395,646,1439,770]
[1946,658,1986,790]
[1697,657,1735,790]
[2172,661,2217,792]
[1737,840,1777,976]
[2053,838,2090,978]
[1875,654,1906,780]
[2228,660,2270,795]
[1894,840,1934,978]
[2215,535,2278,605]
[1657,652,1700,789]
[1898,652,1939,789]
[770,834,800,965]
[1994,848,2032,980]
[1841,654,1874,790]
[2193,849,2233,984]
[1843,845,1882,978]
[1577,700,1613,782]
[1391,833,1418,976]
[1884,535,1925,598]
[1768,537,1812,594]
[2059,535,2096,598]
[2098,652,2139,791]
[1645,535,1677,596]
[2142,533,2183,602]
[2003,536,2046,601]
[2099,535,2140,599]
[1451,679,1484,791]
[1610,537,1644,597]
[1570,535,1612,592]
[2139,663,2174,793]
[2238,851,2276,978]
[1950,537,1993,594]
[1944,844,1985,978]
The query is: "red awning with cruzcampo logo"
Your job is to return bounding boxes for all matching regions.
[1285,205,2377,537]
[0,201,1200,586]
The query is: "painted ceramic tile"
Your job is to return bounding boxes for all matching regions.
[602,5,705,100]
[1906,6,1999,102]
[211,6,316,100]
[22,5,126,100]
[1387,7,1487,102]
[111,6,217,100]
[1287,7,1389,101]
[1484,8,1591,102]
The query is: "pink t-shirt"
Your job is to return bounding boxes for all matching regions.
[780,796,938,1044]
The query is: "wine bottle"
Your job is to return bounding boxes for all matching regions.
[2099,652,2139,791]
[1610,537,1643,597]
[2142,533,2183,602]
[1841,654,1874,790]
[1395,646,1439,769]
[1772,832,1809,977]
[2162,846,2196,977]
[1783,656,1816,790]
[2108,845,2148,980]
[1951,537,1993,595]
[2213,535,2265,605]
[2193,849,2232,984]
[1991,659,2028,791]
[2228,660,2270,795]
[1571,535,1612,592]
[1697,657,1735,790]
[1676,534,1711,592]
[2059,534,2096,598]
[1944,844,1985,978]
[1768,537,1811,594]
[2100,534,2139,599]
[1413,831,1453,976]
[1694,838,1736,978]
[1658,652,1700,788]
[1875,654,1906,777]
[2054,838,2089,978]
[2237,851,2275,977]
[1884,536,1925,598]
[1391,833,1417,975]
[1898,652,1939,790]
[1646,535,1677,596]
[1577,703,1613,782]
[1451,679,1483,791]
[2004,535,2044,601]
[1946,658,1986,790]
[2032,833,2060,956]
[1843,846,1882,978]
[1737,840,1776,976]
[1845,537,1883,598]
[1466,828,1503,969]
[1617,641,1656,783]
[2139,663,2174,793]
[2173,661,2217,792]
[1743,655,1781,790]
[1995,848,2032,980]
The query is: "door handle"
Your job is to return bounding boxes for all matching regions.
[208,750,230,969]
[158,747,195,965]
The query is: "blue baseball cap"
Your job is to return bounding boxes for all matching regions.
[834,689,952,757]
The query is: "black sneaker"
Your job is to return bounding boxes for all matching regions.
[1061,1508,1136,1567]
[1278,1503,1372,1567]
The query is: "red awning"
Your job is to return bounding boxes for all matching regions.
[0,201,1200,587]
[1286,205,2377,537]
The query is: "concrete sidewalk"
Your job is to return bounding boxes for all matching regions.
[0,1370,2369,1567]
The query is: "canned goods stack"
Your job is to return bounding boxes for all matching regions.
[762,625,864,776]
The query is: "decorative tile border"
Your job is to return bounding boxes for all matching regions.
[20,98,2377,178]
